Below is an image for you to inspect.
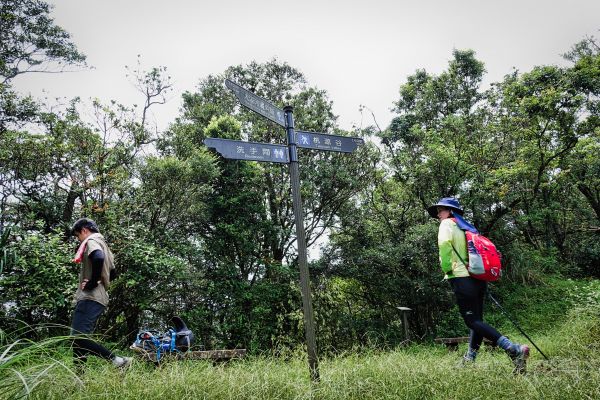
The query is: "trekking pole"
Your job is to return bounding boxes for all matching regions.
[487,292,550,361]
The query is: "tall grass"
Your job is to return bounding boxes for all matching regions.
[0,329,82,400]
[3,279,599,400]
[1,302,596,400]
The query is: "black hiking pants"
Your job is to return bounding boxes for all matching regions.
[449,277,502,351]
[71,299,114,363]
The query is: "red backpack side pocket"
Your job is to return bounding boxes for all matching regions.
[465,231,502,281]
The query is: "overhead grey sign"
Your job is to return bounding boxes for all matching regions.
[204,137,289,164]
[295,131,365,153]
[225,79,286,127]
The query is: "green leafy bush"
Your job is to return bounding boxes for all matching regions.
[0,231,75,333]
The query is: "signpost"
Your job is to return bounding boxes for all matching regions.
[204,138,290,164]
[204,80,364,382]
[296,130,364,153]
[225,79,286,127]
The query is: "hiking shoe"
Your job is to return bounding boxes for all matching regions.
[509,345,529,374]
[112,356,132,369]
[458,355,475,368]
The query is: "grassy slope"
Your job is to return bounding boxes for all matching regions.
[3,278,599,400]
[485,276,590,335]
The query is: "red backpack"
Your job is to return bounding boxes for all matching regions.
[451,218,502,281]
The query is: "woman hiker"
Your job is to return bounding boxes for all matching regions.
[428,197,529,373]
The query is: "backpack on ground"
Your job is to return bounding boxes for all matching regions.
[131,316,195,362]
[451,218,502,281]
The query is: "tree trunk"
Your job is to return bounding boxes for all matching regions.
[62,185,80,234]
[124,307,141,345]
[578,183,600,222]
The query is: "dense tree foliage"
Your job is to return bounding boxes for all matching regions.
[320,46,599,342]
[157,61,380,350]
[1,1,598,353]
[0,0,86,133]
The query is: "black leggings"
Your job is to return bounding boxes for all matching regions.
[71,300,114,362]
[449,277,502,350]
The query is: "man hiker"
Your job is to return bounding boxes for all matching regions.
[428,197,529,373]
[70,218,131,369]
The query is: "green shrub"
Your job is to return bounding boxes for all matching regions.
[0,232,75,333]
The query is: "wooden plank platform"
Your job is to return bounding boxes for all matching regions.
[186,349,247,361]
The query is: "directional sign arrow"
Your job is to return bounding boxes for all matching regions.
[295,131,364,153]
[225,79,286,127]
[204,137,290,164]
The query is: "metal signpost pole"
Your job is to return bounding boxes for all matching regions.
[218,80,361,382]
[284,105,320,382]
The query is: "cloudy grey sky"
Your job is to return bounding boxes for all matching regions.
[13,0,600,132]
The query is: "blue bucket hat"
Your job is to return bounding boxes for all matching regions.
[427,197,464,218]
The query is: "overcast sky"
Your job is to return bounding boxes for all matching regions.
[13,0,600,132]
